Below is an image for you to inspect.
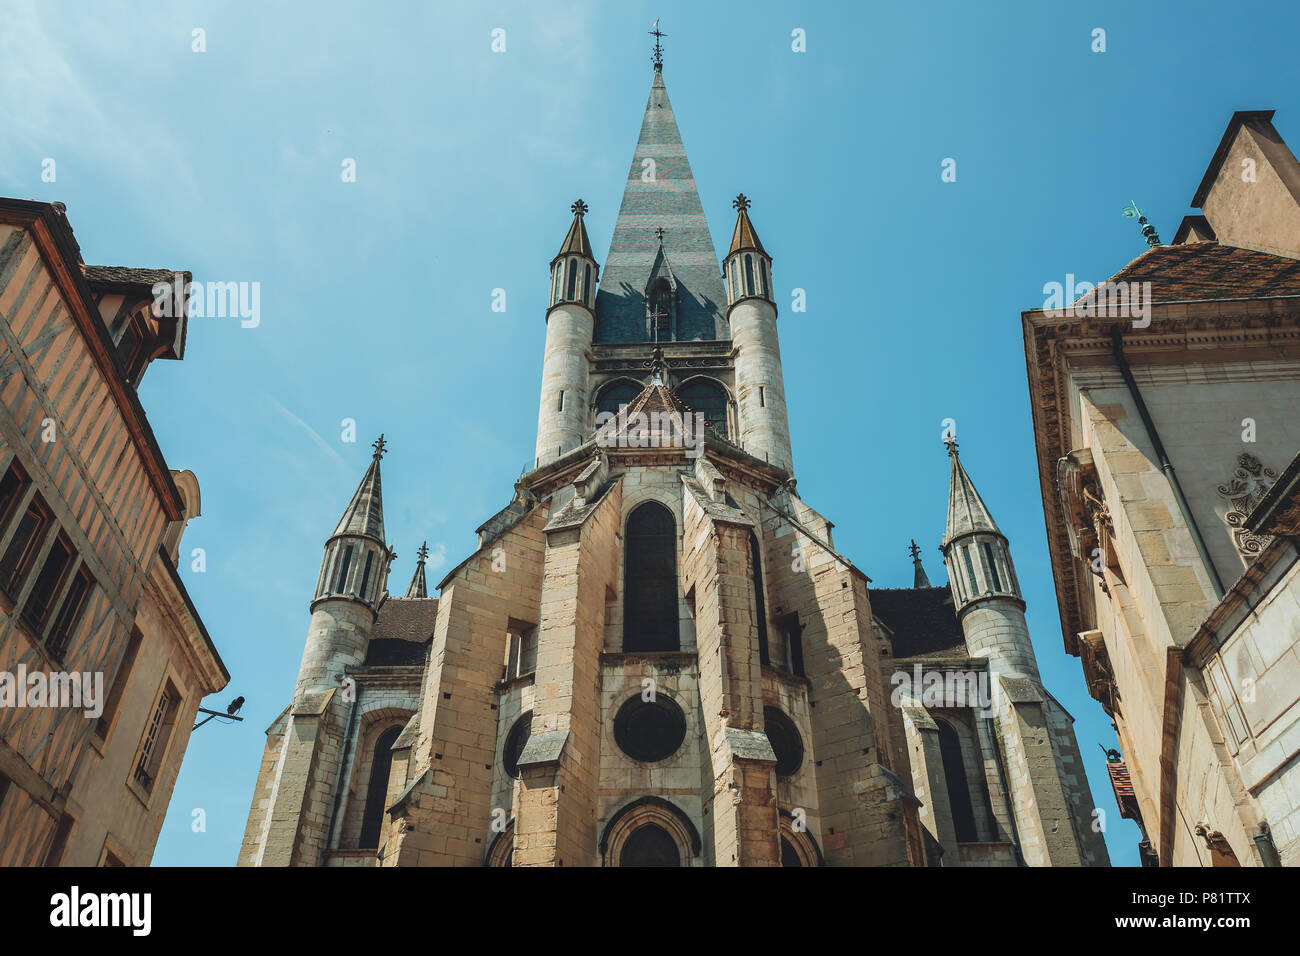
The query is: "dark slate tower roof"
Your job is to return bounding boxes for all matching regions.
[593,68,728,343]
[333,437,387,544]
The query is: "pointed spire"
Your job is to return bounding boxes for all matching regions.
[728,193,768,257]
[333,435,387,544]
[405,542,429,598]
[944,440,1001,543]
[594,60,727,342]
[553,199,595,264]
[909,539,932,588]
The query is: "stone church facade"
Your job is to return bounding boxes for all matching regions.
[1024,110,1300,867]
[239,54,1107,867]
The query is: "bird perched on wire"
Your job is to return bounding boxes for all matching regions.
[227,696,245,716]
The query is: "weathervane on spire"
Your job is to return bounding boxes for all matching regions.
[733,193,751,211]
[1121,201,1162,248]
[372,434,388,460]
[571,198,588,217]
[650,19,666,70]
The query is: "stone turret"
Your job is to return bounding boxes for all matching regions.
[536,200,598,466]
[725,195,792,473]
[940,441,1035,680]
[296,436,393,699]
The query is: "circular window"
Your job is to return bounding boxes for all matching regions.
[613,695,687,763]
[503,712,531,779]
[764,706,803,777]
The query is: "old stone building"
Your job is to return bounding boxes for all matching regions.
[1023,110,1300,866]
[240,50,1107,867]
[0,198,228,865]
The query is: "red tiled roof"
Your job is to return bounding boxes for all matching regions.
[1088,242,1300,304]
[372,597,439,643]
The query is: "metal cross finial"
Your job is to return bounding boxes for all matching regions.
[654,226,665,243]
[733,193,751,211]
[649,19,666,68]
[571,198,589,216]
[416,541,429,564]
[372,434,388,460]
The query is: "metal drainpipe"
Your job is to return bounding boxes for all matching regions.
[324,680,361,860]
[1109,326,1226,600]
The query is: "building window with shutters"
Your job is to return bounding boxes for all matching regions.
[0,493,52,601]
[132,679,181,796]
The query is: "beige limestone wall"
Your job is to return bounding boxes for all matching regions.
[1201,122,1300,260]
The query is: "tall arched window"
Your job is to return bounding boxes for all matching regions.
[584,263,592,304]
[359,725,403,848]
[750,531,769,666]
[759,259,769,297]
[675,380,728,438]
[744,254,755,296]
[936,720,978,842]
[624,502,679,652]
[566,259,577,300]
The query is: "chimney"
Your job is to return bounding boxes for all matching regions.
[1191,110,1300,260]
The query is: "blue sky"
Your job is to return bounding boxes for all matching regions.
[2,0,1297,867]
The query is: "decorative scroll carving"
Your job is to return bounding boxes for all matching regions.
[1057,449,1122,587]
[1216,453,1277,563]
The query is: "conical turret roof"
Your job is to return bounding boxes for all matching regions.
[333,436,387,545]
[944,442,1001,543]
[405,542,429,598]
[727,195,767,257]
[909,539,932,588]
[553,199,595,264]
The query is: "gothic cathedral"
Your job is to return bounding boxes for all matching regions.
[238,51,1108,868]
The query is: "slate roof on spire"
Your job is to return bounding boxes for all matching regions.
[594,68,728,343]
[944,445,1001,542]
[909,539,932,589]
[554,200,595,264]
[405,542,430,598]
[727,198,767,257]
[332,445,386,544]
